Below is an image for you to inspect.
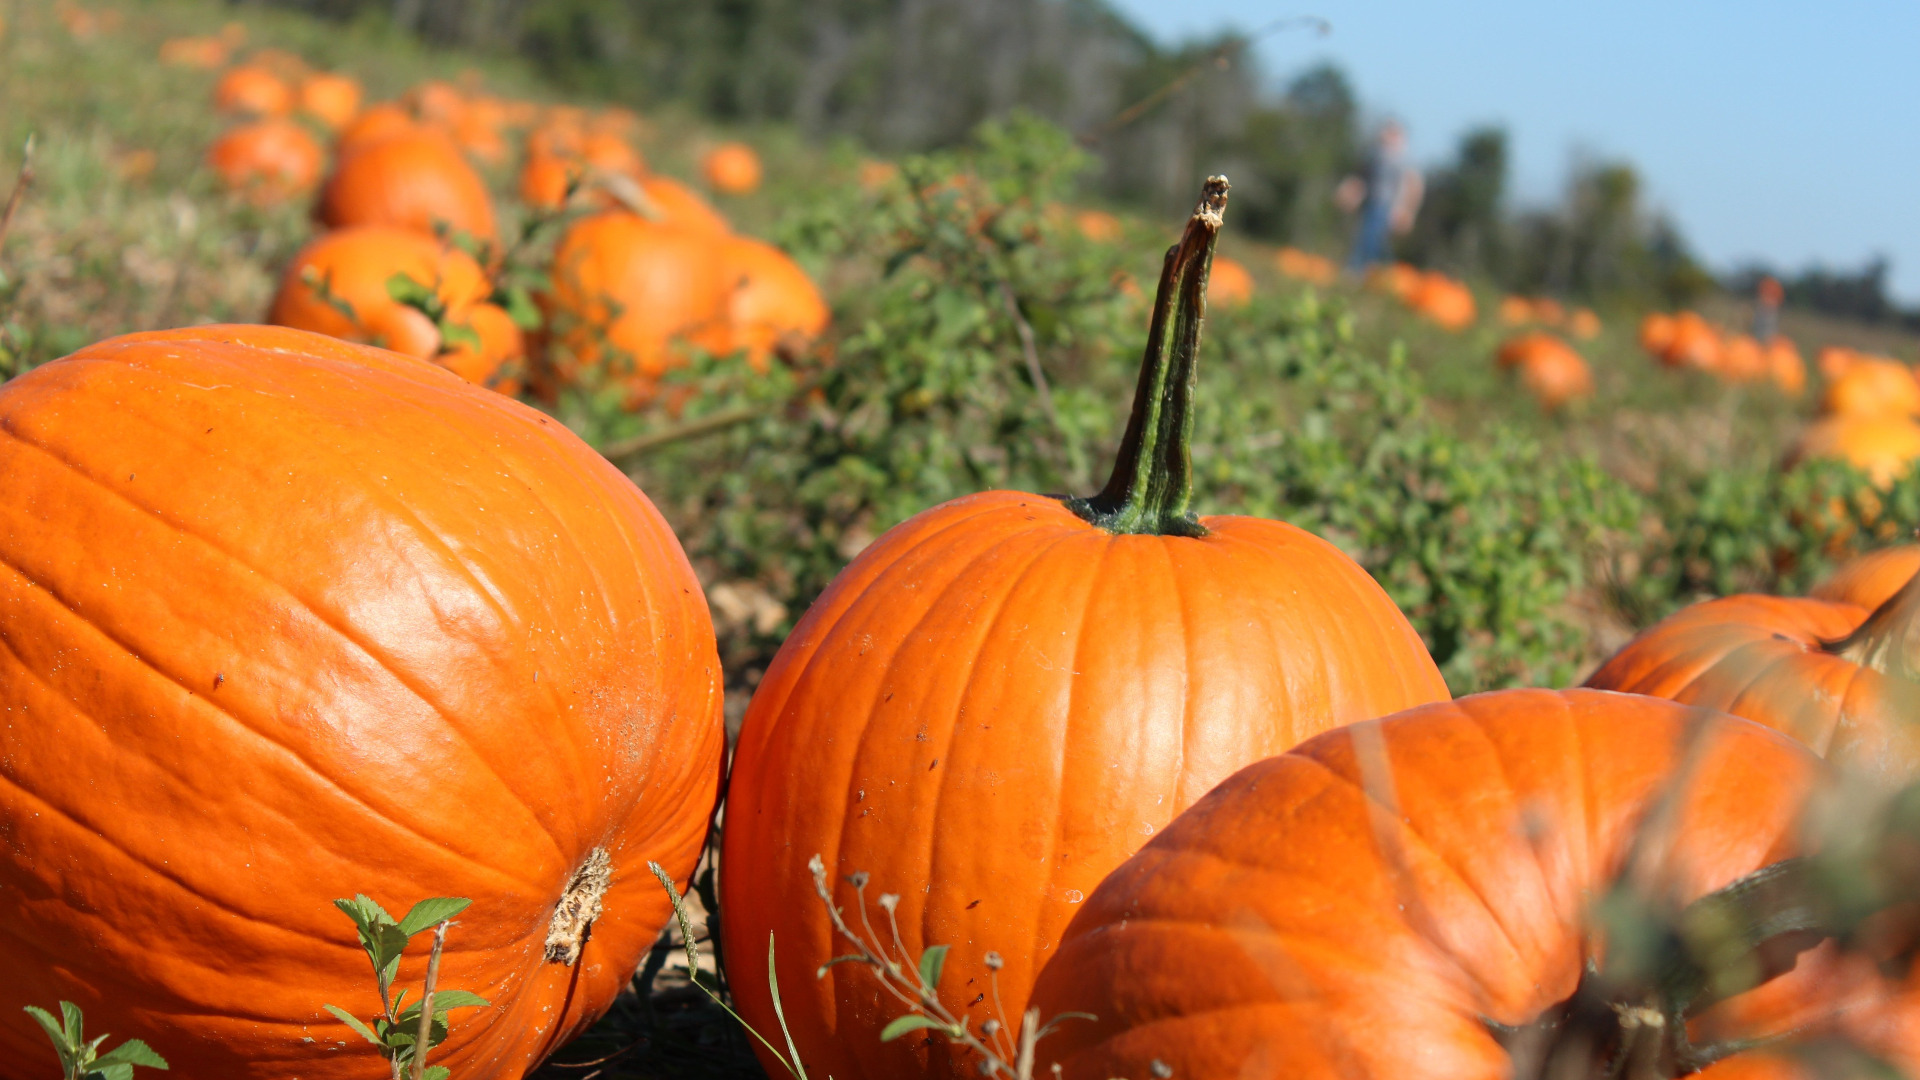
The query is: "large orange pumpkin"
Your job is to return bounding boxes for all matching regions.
[213,64,293,117]
[206,118,324,204]
[1584,578,1920,781]
[268,225,492,359]
[317,128,498,245]
[542,210,733,389]
[297,71,362,131]
[1026,689,1833,1080]
[718,236,829,369]
[720,178,1448,1080]
[701,141,763,194]
[0,324,723,1079]
[1812,544,1920,609]
[633,175,730,233]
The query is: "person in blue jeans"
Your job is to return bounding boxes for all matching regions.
[1337,120,1424,273]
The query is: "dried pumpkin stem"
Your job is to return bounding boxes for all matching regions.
[1829,567,1920,681]
[1066,175,1228,537]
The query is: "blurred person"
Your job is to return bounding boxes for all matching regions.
[1337,120,1424,273]
[1755,274,1784,341]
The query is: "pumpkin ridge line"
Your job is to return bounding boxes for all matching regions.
[0,547,552,902]
[1286,736,1538,987]
[0,424,570,879]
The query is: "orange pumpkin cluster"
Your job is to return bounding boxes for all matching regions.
[1500,294,1602,339]
[1372,262,1477,330]
[1788,351,1920,487]
[1495,330,1593,410]
[1639,309,1805,394]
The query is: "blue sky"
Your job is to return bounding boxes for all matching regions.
[1108,1,1920,300]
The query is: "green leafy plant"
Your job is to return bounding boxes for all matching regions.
[23,1001,168,1080]
[323,895,490,1080]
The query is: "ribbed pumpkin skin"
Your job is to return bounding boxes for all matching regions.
[721,490,1449,1080]
[317,130,498,244]
[1583,594,1920,781]
[0,326,723,1078]
[544,211,731,382]
[1812,544,1920,609]
[1027,689,1826,1080]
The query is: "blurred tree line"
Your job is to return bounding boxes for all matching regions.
[255,0,1713,305]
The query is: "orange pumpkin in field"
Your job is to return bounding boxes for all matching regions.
[1274,246,1337,285]
[268,225,493,361]
[701,141,763,194]
[542,210,734,389]
[160,35,228,68]
[717,237,828,369]
[206,118,324,204]
[1207,253,1255,306]
[1639,311,1676,357]
[436,301,527,391]
[1813,544,1920,610]
[1767,336,1807,396]
[721,179,1448,1080]
[1663,311,1722,370]
[318,128,498,245]
[1822,357,1920,420]
[1072,209,1122,243]
[0,323,723,1079]
[631,175,730,233]
[1720,333,1768,382]
[333,102,418,157]
[1409,271,1476,330]
[1788,415,1920,488]
[1028,689,1835,1080]
[213,64,294,117]
[1496,331,1592,410]
[579,131,645,180]
[518,152,580,211]
[1568,306,1602,339]
[1586,565,1920,781]
[296,71,362,131]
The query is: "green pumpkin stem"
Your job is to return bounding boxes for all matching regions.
[1830,566,1920,681]
[1065,175,1229,537]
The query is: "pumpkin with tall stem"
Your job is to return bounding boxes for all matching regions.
[721,177,1448,1080]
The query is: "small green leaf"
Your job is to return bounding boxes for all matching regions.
[60,1000,85,1045]
[502,285,542,330]
[438,321,481,353]
[422,1067,451,1080]
[878,1014,946,1042]
[91,1039,168,1069]
[424,990,489,1011]
[385,272,438,311]
[397,897,472,937]
[321,1005,381,1047]
[917,944,948,991]
[87,1065,133,1080]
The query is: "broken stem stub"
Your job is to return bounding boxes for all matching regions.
[1065,175,1228,538]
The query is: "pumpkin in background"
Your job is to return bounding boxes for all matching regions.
[632,175,730,233]
[541,210,733,392]
[1789,415,1920,488]
[1207,253,1255,306]
[1369,260,1424,300]
[213,64,294,117]
[1822,357,1920,420]
[297,71,362,131]
[580,131,645,181]
[1274,246,1337,286]
[159,34,228,68]
[1767,336,1807,396]
[1498,294,1533,325]
[1819,345,1865,380]
[268,225,491,360]
[1639,311,1676,357]
[1662,310,1722,370]
[1027,689,1831,1080]
[446,109,508,164]
[1496,331,1592,410]
[1585,571,1920,782]
[407,79,467,126]
[1813,544,1920,610]
[1720,333,1768,382]
[206,118,323,204]
[1072,208,1121,243]
[0,324,723,1079]
[436,301,527,391]
[721,179,1448,1080]
[1530,296,1566,326]
[518,152,579,211]
[317,128,498,245]
[1568,306,1601,339]
[334,102,418,157]
[701,141,764,194]
[719,236,828,369]
[1409,271,1476,331]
